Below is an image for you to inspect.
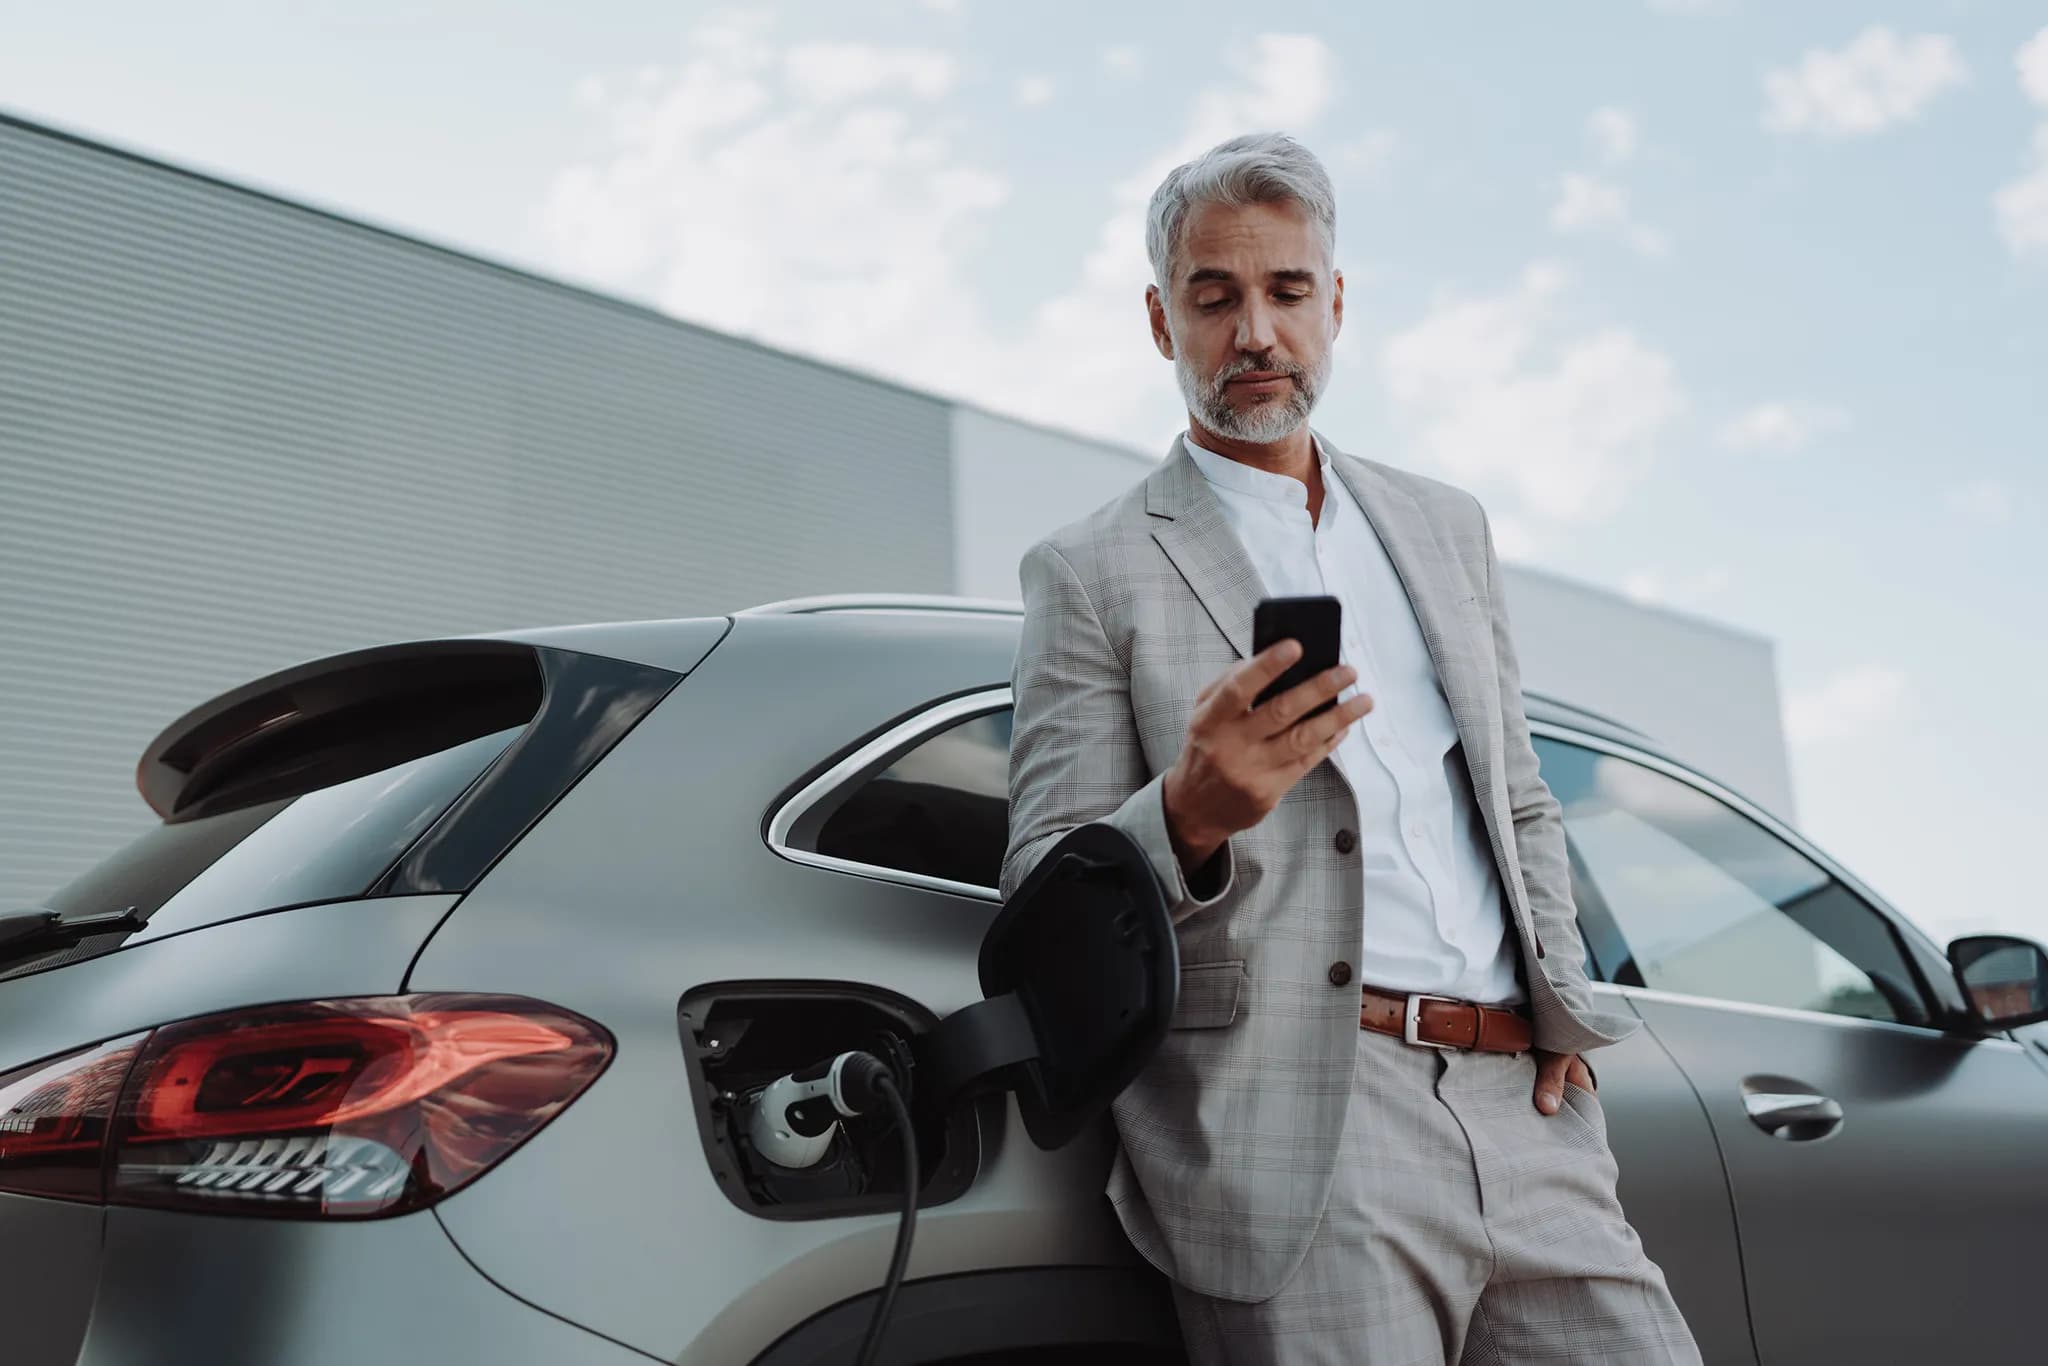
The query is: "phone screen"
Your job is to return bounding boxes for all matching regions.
[1250,595,1342,719]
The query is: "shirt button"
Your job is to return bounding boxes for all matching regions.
[1333,828,1357,854]
[1328,961,1354,988]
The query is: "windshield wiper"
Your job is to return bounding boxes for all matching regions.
[0,904,146,956]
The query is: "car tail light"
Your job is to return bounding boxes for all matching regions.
[0,995,610,1218]
[0,1034,149,1202]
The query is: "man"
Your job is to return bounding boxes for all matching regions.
[1000,133,1700,1364]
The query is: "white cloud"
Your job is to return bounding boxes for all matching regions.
[1995,29,2048,259]
[1718,400,1849,453]
[1380,263,1684,524]
[539,16,1337,449]
[920,0,964,11]
[1763,27,1967,138]
[1550,172,1667,256]
[1948,478,2015,525]
[782,42,956,103]
[540,15,1005,385]
[1587,106,1639,164]
[2021,25,2048,107]
[1014,74,1055,108]
[1785,665,1911,745]
[1996,129,2048,257]
[1101,44,1144,80]
[1622,565,1732,607]
[1487,514,1543,562]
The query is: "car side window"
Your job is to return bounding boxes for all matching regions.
[808,708,1013,890]
[1534,737,1930,1027]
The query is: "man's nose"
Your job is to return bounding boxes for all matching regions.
[1234,296,1279,355]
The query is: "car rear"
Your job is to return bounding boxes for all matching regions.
[0,624,725,1366]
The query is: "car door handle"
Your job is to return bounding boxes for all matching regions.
[1743,1090,1845,1141]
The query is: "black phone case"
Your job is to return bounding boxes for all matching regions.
[1250,595,1342,719]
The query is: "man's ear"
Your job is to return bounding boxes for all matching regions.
[1331,267,1345,338]
[1146,285,1175,360]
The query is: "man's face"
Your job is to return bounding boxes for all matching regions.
[1148,198,1343,445]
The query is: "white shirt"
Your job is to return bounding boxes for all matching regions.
[1183,432,1524,1005]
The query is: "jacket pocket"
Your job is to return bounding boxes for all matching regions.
[1169,959,1247,1030]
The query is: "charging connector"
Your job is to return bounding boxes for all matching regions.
[740,1050,917,1366]
[742,1049,893,1169]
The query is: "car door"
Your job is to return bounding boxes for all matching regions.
[1537,730,2048,1366]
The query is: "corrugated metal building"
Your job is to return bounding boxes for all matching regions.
[0,112,1795,913]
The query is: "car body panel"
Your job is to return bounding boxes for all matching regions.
[1628,990,2048,1366]
[68,1206,660,1366]
[8,604,2042,1363]
[0,1193,102,1366]
[1579,986,1755,1366]
[452,615,731,676]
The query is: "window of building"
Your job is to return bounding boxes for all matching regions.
[1534,738,1930,1026]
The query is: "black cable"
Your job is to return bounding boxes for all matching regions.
[853,1070,917,1366]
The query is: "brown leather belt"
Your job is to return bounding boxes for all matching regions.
[1360,985,1532,1053]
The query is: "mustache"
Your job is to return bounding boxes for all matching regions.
[1210,353,1310,389]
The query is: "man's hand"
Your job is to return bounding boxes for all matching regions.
[1161,639,1375,874]
[1533,1050,1596,1115]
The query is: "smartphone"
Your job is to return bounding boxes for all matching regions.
[1250,595,1343,719]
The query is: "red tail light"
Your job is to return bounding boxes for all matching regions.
[0,995,611,1218]
[0,1034,148,1201]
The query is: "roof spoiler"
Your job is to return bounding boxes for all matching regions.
[136,640,544,821]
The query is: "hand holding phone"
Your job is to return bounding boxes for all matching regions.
[1161,594,1370,876]
[1250,595,1343,720]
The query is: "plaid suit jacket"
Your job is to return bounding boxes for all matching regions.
[1000,432,1640,1303]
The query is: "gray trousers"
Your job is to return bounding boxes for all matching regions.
[1169,1026,1700,1365]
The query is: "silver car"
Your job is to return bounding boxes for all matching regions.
[4,595,2045,1366]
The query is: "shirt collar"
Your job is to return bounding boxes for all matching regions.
[1183,430,1337,519]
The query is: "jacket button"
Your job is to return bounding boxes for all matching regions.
[1328,961,1353,987]
[1333,828,1357,854]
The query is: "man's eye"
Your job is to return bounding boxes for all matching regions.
[1275,292,1308,304]
[1197,298,1230,312]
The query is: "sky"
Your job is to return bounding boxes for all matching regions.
[4,1,2045,951]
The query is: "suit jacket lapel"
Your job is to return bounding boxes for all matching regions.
[1146,436,1266,659]
[1322,440,1493,745]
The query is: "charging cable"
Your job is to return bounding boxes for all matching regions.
[741,1050,918,1366]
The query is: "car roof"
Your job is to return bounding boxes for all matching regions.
[471,593,1657,747]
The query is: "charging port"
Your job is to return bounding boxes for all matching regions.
[677,983,980,1220]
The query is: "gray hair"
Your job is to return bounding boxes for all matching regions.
[1145,132,1337,291]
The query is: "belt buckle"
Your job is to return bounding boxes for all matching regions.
[1403,993,1460,1048]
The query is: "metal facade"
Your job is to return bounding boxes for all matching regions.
[0,116,953,909]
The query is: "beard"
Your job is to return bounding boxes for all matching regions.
[1174,344,1329,444]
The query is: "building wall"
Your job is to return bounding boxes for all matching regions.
[949,405,1157,601]
[0,116,953,909]
[1504,567,1796,820]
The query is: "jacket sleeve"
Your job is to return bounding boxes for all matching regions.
[1000,538,1235,918]
[1480,504,1607,1027]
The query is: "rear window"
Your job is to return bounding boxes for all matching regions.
[4,728,521,982]
[4,640,683,983]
